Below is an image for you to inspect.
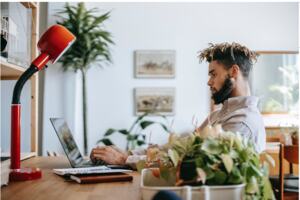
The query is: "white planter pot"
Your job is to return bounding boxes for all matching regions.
[141,168,245,200]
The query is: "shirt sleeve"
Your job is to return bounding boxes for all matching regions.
[125,147,147,170]
[129,147,147,155]
[125,155,147,170]
[222,121,265,152]
[222,121,252,141]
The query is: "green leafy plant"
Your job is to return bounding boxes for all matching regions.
[145,128,275,199]
[56,3,114,155]
[264,64,299,113]
[97,112,170,150]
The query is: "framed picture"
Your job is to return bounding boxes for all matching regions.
[134,50,176,78]
[134,87,175,116]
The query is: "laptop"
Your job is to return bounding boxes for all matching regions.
[50,118,129,169]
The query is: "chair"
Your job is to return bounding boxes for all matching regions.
[270,144,299,200]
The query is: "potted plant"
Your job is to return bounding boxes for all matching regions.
[97,112,170,150]
[141,126,275,200]
[56,3,114,155]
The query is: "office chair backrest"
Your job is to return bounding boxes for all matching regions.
[284,145,299,165]
[279,144,299,200]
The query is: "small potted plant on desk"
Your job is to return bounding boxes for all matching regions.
[140,125,275,200]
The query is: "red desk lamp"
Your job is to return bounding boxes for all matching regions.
[9,25,76,181]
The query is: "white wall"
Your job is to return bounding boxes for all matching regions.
[42,2,299,155]
[1,3,33,154]
[1,81,31,153]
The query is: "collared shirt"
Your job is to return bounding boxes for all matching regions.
[199,96,266,152]
[126,96,266,167]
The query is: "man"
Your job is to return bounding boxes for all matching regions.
[90,42,266,166]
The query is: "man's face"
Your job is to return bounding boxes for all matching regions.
[207,61,234,104]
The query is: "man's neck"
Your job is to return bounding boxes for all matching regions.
[231,80,251,97]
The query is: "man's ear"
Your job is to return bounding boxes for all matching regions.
[230,64,240,78]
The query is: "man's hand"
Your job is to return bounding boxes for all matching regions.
[90,146,129,165]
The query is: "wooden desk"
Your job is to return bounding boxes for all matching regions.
[1,157,141,200]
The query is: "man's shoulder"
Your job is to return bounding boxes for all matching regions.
[223,106,263,125]
[222,106,266,152]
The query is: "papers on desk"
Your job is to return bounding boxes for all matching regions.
[53,166,132,176]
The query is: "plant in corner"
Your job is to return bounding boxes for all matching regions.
[97,112,171,150]
[56,3,114,155]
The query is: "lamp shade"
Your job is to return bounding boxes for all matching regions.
[32,24,76,70]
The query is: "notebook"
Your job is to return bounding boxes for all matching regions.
[70,172,133,184]
[53,166,132,176]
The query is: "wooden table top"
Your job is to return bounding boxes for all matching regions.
[1,157,141,200]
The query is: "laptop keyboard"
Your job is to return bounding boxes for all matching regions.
[79,159,107,167]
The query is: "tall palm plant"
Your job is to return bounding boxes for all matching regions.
[56,3,114,155]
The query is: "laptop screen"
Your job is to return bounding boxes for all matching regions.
[50,118,83,167]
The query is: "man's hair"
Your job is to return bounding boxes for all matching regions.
[198,42,258,78]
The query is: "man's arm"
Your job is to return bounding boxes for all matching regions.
[222,121,265,152]
[90,146,147,169]
[222,121,252,140]
[90,146,129,165]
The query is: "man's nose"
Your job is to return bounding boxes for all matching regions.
[207,79,212,87]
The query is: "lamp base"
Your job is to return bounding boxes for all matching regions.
[9,168,42,181]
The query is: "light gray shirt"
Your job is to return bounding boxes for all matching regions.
[126,96,266,166]
[199,96,266,152]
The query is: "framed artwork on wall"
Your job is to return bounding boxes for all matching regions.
[134,50,176,78]
[134,87,175,116]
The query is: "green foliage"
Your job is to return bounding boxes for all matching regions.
[97,112,171,150]
[265,64,299,113]
[55,2,114,155]
[148,131,275,199]
[56,2,114,72]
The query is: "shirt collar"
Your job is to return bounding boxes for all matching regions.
[221,96,259,114]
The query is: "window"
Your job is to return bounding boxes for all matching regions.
[250,52,299,127]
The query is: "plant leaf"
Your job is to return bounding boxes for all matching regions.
[260,152,275,168]
[104,128,116,136]
[201,139,222,155]
[248,162,263,177]
[196,168,207,184]
[136,160,146,173]
[227,166,243,184]
[97,138,113,146]
[119,129,129,135]
[221,154,233,173]
[212,170,227,185]
[56,2,114,70]
[127,134,138,141]
[137,140,145,146]
[246,176,259,194]
[168,149,180,167]
[159,123,170,132]
[262,176,276,199]
[140,121,155,129]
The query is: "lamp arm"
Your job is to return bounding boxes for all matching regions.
[12,65,39,104]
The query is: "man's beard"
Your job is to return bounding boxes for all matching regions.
[211,76,234,104]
